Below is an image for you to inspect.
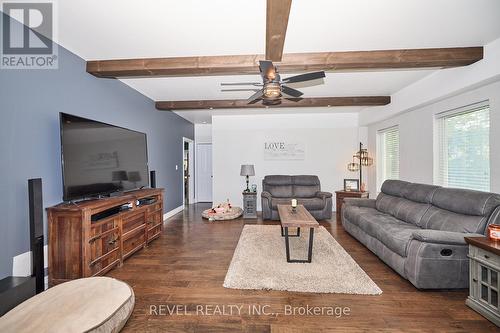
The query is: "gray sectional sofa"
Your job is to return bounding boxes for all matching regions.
[261,175,332,220]
[342,180,500,289]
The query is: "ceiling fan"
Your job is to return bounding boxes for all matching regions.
[221,60,326,105]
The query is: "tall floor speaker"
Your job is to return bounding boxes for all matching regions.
[150,170,156,188]
[28,178,44,294]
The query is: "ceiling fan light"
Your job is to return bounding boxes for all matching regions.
[263,83,281,99]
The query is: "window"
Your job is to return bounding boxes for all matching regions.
[377,126,400,190]
[436,102,490,191]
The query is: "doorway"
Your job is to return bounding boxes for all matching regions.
[182,137,194,205]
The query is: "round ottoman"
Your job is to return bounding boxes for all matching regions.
[202,207,243,220]
[0,277,135,333]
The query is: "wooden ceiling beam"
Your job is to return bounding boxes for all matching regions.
[87,47,483,78]
[266,0,292,61]
[155,96,391,111]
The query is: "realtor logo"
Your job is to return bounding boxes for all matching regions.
[1,1,58,69]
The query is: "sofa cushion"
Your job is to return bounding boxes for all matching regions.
[401,183,440,203]
[293,175,320,186]
[350,208,400,231]
[298,197,326,210]
[420,206,488,234]
[293,185,318,198]
[271,197,325,210]
[356,213,419,257]
[263,175,292,186]
[380,180,411,197]
[377,222,420,257]
[263,175,293,198]
[376,192,400,215]
[431,187,500,217]
[343,205,379,225]
[292,176,320,198]
[267,185,293,198]
[376,193,430,226]
[392,200,431,226]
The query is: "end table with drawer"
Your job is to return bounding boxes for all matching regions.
[242,191,257,219]
[464,236,500,327]
[335,191,369,222]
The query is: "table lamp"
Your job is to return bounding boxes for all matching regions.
[240,165,255,192]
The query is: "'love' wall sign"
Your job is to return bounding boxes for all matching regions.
[263,141,305,160]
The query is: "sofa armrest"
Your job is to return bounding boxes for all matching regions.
[411,230,484,246]
[316,191,332,199]
[343,198,376,209]
[261,191,272,199]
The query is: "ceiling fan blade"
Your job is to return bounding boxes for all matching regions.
[259,60,276,80]
[248,98,262,105]
[282,71,326,84]
[247,89,265,104]
[221,82,262,86]
[281,85,304,98]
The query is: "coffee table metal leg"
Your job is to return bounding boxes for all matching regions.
[285,227,314,263]
[284,227,291,262]
[307,227,314,263]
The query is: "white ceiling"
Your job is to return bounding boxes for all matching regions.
[52,0,500,123]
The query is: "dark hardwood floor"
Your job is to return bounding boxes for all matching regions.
[107,203,496,333]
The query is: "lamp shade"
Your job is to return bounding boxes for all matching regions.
[347,162,360,172]
[240,164,255,176]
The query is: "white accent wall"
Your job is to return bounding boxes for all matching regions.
[364,38,500,195]
[366,77,500,195]
[212,112,367,211]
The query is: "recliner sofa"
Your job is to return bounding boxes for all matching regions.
[261,175,332,220]
[342,179,500,289]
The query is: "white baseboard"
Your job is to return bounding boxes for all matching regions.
[12,245,48,277]
[163,205,184,221]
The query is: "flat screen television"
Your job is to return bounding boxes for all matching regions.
[60,113,149,201]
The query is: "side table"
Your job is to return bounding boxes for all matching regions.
[242,191,257,219]
[464,236,500,327]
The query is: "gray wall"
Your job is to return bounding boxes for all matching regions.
[0,13,194,279]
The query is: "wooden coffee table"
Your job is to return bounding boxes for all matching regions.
[277,204,319,263]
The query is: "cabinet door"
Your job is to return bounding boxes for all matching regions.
[478,263,499,310]
[89,220,120,276]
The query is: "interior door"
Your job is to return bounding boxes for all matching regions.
[196,143,213,202]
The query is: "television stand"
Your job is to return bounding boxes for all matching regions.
[47,188,164,286]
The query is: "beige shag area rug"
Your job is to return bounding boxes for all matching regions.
[223,225,382,295]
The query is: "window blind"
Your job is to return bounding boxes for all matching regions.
[377,126,400,189]
[436,103,490,191]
